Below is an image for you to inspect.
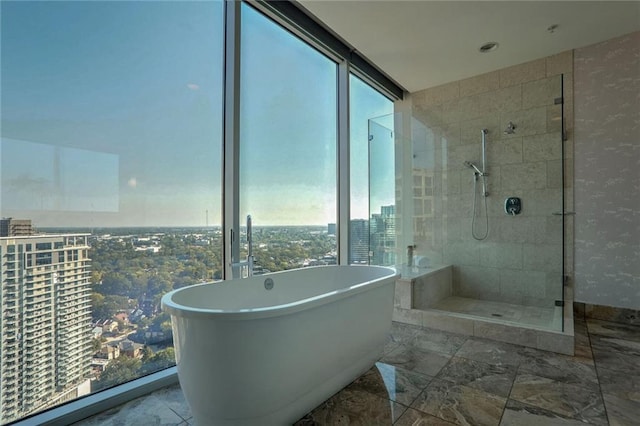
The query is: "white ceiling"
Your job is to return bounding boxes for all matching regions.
[297,1,640,93]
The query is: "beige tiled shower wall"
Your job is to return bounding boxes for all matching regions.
[410,51,574,308]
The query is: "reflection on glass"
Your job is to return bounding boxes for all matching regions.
[2,138,119,212]
[0,1,223,423]
[349,75,393,264]
[368,116,396,266]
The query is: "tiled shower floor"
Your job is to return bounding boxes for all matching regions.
[74,318,639,425]
[431,296,562,330]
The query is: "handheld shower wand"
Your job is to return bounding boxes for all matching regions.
[464,161,483,176]
[462,129,490,240]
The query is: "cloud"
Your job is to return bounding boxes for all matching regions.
[187,83,200,91]
[128,177,137,188]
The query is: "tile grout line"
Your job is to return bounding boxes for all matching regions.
[391,323,461,424]
[385,324,426,425]
[586,319,611,425]
[390,323,442,423]
[496,344,524,426]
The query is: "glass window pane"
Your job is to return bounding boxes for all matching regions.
[349,75,393,264]
[239,4,338,273]
[0,1,223,422]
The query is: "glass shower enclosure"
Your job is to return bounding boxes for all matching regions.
[368,114,399,267]
[371,74,566,332]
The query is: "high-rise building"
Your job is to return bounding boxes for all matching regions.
[0,218,34,237]
[370,205,396,266]
[0,229,92,423]
[349,219,369,264]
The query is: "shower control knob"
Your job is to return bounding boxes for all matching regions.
[505,197,522,215]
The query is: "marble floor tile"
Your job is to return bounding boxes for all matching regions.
[73,394,185,426]
[500,399,593,426]
[346,362,432,406]
[455,338,525,367]
[590,334,640,374]
[410,327,468,355]
[385,321,422,354]
[572,331,595,365]
[152,383,192,421]
[381,344,452,377]
[410,378,506,426]
[597,366,640,402]
[296,387,408,425]
[510,373,607,425]
[574,324,590,344]
[587,319,640,342]
[435,356,516,398]
[603,392,640,426]
[574,318,588,332]
[394,407,457,425]
[518,348,599,389]
[70,318,640,426]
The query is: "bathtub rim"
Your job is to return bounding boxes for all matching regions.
[161,265,399,321]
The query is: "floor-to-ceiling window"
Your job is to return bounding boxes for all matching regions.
[0,1,224,423]
[239,3,338,272]
[1,1,402,424]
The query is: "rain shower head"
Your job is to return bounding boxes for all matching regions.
[464,161,483,175]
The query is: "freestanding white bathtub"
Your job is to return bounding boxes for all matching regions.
[161,265,399,426]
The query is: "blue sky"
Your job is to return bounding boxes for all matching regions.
[1,1,392,227]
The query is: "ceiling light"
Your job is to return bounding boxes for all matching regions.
[479,42,499,53]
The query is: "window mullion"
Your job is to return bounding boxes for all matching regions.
[223,0,242,280]
[337,60,350,265]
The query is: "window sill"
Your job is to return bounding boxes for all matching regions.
[13,367,179,426]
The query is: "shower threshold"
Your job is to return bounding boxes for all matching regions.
[431,296,562,330]
[393,269,574,355]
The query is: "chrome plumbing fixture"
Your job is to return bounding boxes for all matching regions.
[464,161,484,176]
[504,121,517,135]
[463,129,490,240]
[481,128,488,178]
[407,244,416,266]
[231,214,254,277]
[246,214,253,276]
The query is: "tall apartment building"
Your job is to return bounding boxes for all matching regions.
[0,226,92,423]
[0,218,34,237]
[370,205,396,266]
[350,219,369,264]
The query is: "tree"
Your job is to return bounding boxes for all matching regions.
[91,293,129,321]
[91,338,102,353]
[140,348,176,375]
[94,356,142,391]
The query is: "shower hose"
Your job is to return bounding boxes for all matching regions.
[471,174,489,241]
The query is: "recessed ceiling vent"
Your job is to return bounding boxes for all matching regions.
[479,42,499,53]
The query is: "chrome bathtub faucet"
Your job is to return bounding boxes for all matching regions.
[231,214,254,278]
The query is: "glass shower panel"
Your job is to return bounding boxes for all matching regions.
[545,73,566,330]
[368,115,396,266]
[349,75,394,265]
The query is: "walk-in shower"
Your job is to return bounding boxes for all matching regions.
[391,72,568,346]
[464,129,489,241]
